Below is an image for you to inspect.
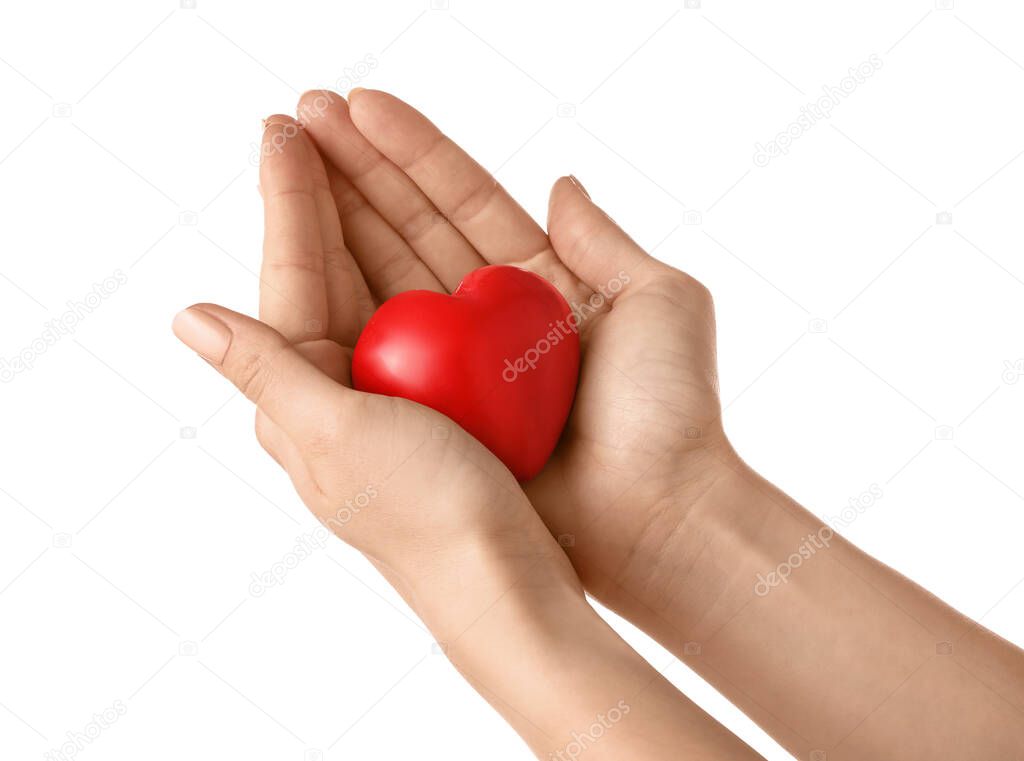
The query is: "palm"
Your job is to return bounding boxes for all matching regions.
[526,273,723,586]
[553,279,718,471]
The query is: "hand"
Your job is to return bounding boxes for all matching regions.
[296,89,731,609]
[173,109,764,761]
[173,115,577,623]
[293,91,1024,761]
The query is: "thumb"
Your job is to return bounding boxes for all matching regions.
[172,303,350,445]
[547,175,653,298]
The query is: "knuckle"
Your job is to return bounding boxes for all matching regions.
[368,247,421,287]
[638,266,715,321]
[321,244,348,276]
[236,350,276,405]
[346,150,388,183]
[332,182,368,218]
[264,251,323,277]
[393,203,437,245]
[447,178,501,225]
[565,218,603,261]
[304,421,340,460]
[661,266,712,301]
[684,273,713,305]
[401,131,448,174]
[302,398,354,462]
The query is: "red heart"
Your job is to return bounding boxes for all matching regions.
[352,265,580,481]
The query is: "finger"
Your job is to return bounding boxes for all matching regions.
[259,115,329,342]
[298,90,482,292]
[255,338,351,491]
[547,176,655,300]
[345,89,552,266]
[172,304,352,445]
[297,129,375,346]
[325,161,444,301]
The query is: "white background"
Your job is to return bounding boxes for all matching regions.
[2,1,1023,759]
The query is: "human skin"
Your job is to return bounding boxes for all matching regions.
[294,88,1024,759]
[172,115,761,759]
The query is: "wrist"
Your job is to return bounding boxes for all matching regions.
[588,445,774,639]
[372,495,584,645]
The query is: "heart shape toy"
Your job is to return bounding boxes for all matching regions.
[352,265,580,481]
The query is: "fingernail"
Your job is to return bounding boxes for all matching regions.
[348,87,365,99]
[172,308,231,365]
[568,174,590,200]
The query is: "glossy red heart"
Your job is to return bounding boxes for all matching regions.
[352,265,580,481]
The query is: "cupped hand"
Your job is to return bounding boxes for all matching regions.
[173,115,575,609]
[296,90,732,603]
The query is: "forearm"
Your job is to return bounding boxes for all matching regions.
[600,453,1024,759]
[382,533,763,760]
